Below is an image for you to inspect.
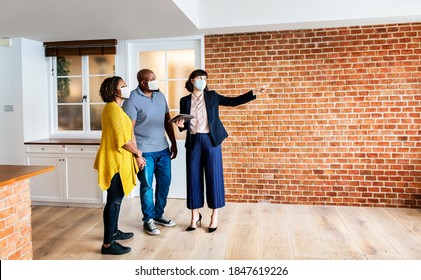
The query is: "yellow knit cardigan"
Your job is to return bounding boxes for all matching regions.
[94,102,139,196]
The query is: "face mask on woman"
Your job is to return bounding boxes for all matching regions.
[194,79,206,91]
[120,87,131,99]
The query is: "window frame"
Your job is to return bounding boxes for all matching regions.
[126,36,204,116]
[48,54,116,138]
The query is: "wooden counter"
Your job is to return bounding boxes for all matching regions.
[24,138,100,145]
[0,165,54,187]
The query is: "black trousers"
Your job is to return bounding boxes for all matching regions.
[103,173,124,244]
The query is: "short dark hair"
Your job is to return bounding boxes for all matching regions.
[185,69,208,93]
[137,69,153,84]
[99,76,122,103]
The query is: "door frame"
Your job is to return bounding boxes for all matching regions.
[125,36,204,199]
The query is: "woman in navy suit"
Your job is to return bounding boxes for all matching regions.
[175,69,268,233]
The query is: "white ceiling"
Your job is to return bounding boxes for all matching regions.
[0,0,420,42]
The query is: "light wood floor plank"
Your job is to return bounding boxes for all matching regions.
[336,207,403,260]
[32,207,96,249]
[225,224,259,259]
[225,203,259,259]
[361,207,421,260]
[30,205,55,221]
[284,204,330,260]
[190,203,236,260]
[30,198,421,260]
[259,203,294,259]
[31,206,75,240]
[153,227,196,260]
[386,208,421,240]
[312,206,366,260]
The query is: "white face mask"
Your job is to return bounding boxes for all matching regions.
[147,80,159,91]
[120,87,131,99]
[194,79,206,91]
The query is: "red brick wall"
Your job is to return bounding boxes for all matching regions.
[204,22,421,208]
[0,179,33,259]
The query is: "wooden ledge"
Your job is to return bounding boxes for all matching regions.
[24,138,100,145]
[0,165,54,187]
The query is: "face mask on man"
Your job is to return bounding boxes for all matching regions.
[194,79,206,91]
[119,86,131,99]
[147,80,159,91]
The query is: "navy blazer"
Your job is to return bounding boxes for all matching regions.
[179,90,256,148]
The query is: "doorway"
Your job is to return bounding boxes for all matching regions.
[127,37,204,198]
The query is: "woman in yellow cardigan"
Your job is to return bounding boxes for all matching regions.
[94,76,145,255]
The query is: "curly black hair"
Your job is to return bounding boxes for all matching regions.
[99,76,122,103]
[185,69,208,93]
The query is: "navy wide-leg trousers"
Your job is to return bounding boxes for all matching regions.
[186,133,225,210]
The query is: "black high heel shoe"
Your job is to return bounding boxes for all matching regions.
[186,213,202,231]
[208,216,218,233]
[208,226,218,233]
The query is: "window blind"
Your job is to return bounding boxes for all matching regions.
[43,39,117,57]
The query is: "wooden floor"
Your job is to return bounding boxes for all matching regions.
[31,198,421,260]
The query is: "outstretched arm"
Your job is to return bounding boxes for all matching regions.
[217,84,270,106]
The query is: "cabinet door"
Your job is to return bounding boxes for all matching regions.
[63,153,103,205]
[25,154,63,202]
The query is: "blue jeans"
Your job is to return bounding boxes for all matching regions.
[137,148,171,222]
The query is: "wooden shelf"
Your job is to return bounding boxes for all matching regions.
[24,138,100,145]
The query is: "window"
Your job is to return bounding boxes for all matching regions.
[44,39,117,136]
[128,38,203,139]
[53,55,115,133]
[139,49,195,112]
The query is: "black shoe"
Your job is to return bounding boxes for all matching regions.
[208,227,218,233]
[186,213,202,231]
[143,219,160,235]
[209,214,218,233]
[114,230,134,240]
[101,241,131,255]
[154,216,176,227]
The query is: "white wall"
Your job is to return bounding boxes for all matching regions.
[0,38,48,164]
[21,38,49,142]
[0,38,23,164]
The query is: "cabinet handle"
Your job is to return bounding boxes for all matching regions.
[80,148,84,151]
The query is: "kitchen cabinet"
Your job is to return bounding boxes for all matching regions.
[24,143,104,207]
